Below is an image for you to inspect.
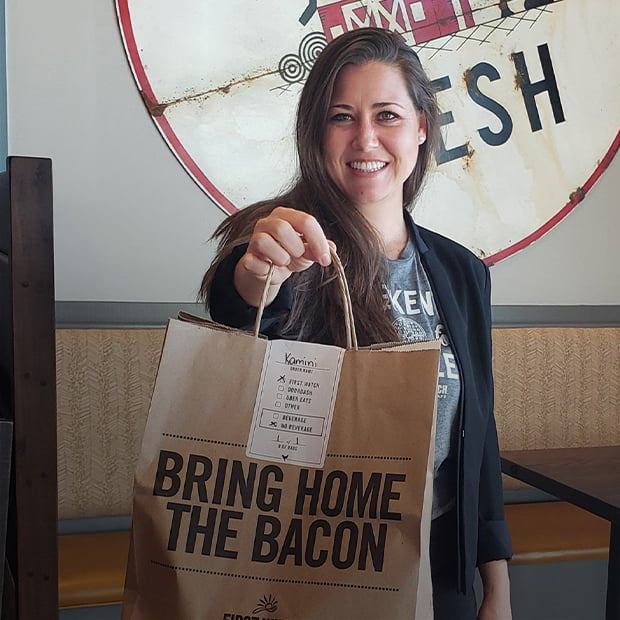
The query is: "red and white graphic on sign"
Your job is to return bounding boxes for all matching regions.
[317,0,475,43]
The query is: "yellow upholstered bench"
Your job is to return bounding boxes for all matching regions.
[505,502,610,565]
[58,531,130,609]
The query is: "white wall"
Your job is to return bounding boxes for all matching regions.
[6,1,620,305]
[7,0,216,302]
[490,153,620,305]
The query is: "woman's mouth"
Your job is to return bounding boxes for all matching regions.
[348,160,387,173]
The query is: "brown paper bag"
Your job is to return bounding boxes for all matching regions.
[122,261,439,620]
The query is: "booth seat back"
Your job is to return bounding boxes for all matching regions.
[57,328,163,519]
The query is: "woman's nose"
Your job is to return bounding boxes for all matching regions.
[353,119,379,150]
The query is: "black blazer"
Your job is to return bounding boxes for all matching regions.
[410,221,512,591]
[209,218,513,591]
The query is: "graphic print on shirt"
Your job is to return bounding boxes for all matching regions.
[384,286,459,403]
[386,239,461,518]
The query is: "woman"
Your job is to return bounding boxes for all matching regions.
[201,27,512,620]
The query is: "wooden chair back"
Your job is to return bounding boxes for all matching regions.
[0,156,57,619]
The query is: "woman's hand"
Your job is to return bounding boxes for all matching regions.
[478,560,512,620]
[234,206,333,307]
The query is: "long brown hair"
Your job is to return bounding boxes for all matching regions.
[200,27,440,347]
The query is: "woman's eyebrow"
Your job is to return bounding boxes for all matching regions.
[328,101,407,110]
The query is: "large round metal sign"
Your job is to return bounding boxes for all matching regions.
[116,0,619,264]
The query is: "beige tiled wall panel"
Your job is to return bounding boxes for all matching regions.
[56,329,164,519]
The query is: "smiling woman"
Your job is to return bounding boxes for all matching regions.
[201,28,441,348]
[201,27,513,620]
[322,61,427,241]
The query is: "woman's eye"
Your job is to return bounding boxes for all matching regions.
[330,112,352,122]
[378,110,398,121]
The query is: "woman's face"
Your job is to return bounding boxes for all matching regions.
[322,61,426,217]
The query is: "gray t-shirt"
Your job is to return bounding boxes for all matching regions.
[386,237,461,518]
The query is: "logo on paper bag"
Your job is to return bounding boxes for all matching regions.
[253,594,278,614]
[221,594,280,619]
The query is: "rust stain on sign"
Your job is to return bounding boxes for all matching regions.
[462,66,474,89]
[510,53,525,91]
[462,144,476,170]
[569,186,585,204]
[141,68,281,117]
[140,91,167,117]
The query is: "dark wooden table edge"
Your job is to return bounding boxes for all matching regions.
[500,450,620,524]
[500,449,620,619]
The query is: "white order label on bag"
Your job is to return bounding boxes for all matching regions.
[247,340,345,468]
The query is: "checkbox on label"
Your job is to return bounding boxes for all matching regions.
[275,401,282,408]
[273,412,279,419]
[278,385,284,391]
[277,393,283,399]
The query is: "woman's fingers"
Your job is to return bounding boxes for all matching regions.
[237,250,272,278]
[237,252,291,289]
[235,208,332,308]
[254,207,331,267]
[247,230,298,268]
[287,209,332,266]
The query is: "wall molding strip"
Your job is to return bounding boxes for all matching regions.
[54,302,620,329]
[55,301,207,328]
[492,305,620,327]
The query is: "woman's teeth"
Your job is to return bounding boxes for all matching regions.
[349,161,387,172]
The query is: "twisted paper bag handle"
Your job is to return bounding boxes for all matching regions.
[252,246,358,350]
